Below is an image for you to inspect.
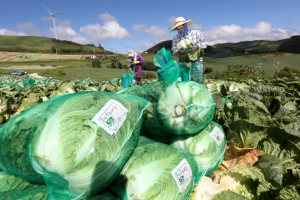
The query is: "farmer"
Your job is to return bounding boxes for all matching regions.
[127,50,144,85]
[171,16,207,83]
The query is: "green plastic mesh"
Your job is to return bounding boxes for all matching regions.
[170,121,227,177]
[153,48,181,82]
[0,91,150,198]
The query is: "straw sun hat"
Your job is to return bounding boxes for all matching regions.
[170,17,194,32]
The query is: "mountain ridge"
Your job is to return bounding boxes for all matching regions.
[145,35,300,58]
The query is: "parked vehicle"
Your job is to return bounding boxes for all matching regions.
[11,71,27,76]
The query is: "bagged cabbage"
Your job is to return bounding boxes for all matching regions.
[118,81,215,135]
[113,136,199,200]
[0,91,150,198]
[170,121,226,176]
[154,47,181,83]
[117,81,172,136]
[157,81,215,135]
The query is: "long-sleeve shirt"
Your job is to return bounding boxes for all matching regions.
[172,30,207,56]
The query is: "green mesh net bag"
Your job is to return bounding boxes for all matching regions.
[170,121,227,177]
[0,172,49,200]
[112,136,199,199]
[153,48,181,82]
[118,81,215,136]
[157,81,216,135]
[0,91,150,199]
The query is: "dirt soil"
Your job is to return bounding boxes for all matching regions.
[29,73,44,78]
[0,51,84,77]
[0,51,82,62]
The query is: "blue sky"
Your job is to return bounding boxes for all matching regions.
[0,0,299,54]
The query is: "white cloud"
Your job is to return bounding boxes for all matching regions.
[80,12,130,42]
[132,24,172,52]
[168,16,176,28]
[55,26,89,44]
[17,22,43,36]
[137,42,154,53]
[99,12,118,22]
[41,12,130,46]
[0,28,26,36]
[133,24,147,31]
[80,22,130,41]
[203,21,299,45]
[189,23,203,31]
[44,19,89,44]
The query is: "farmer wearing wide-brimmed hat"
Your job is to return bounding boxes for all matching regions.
[171,16,207,83]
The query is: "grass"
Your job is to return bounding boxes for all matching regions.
[0,54,160,82]
[40,67,131,82]
[203,53,300,75]
[0,51,299,82]
[0,35,111,55]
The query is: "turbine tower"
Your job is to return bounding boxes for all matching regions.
[43,5,65,40]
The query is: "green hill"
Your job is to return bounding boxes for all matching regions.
[0,35,114,55]
[145,36,300,58]
[144,40,172,53]
[1,35,299,58]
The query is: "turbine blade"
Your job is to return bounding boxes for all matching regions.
[53,12,66,16]
[43,4,53,15]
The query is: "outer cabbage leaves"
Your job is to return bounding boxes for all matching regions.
[0,172,49,200]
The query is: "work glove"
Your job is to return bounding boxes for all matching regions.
[133,60,140,64]
[177,48,188,55]
[190,43,199,53]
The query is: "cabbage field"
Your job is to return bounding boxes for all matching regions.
[0,73,300,199]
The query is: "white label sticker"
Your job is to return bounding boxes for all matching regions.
[92,99,128,136]
[171,159,192,193]
[209,126,224,146]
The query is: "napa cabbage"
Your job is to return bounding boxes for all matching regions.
[113,136,199,200]
[158,81,215,135]
[118,81,215,135]
[0,91,150,199]
[170,121,226,176]
[176,39,204,61]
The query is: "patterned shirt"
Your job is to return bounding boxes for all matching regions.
[172,30,207,55]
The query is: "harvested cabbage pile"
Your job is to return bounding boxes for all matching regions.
[0,91,150,199]
[112,136,199,200]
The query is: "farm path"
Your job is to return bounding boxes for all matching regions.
[0,51,86,72]
[29,73,44,78]
[0,51,83,62]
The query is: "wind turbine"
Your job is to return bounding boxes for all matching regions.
[43,5,65,40]
[43,5,65,61]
